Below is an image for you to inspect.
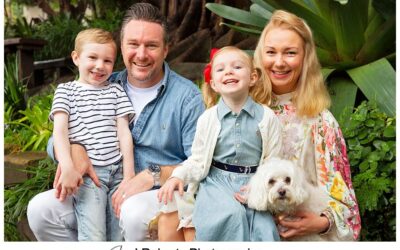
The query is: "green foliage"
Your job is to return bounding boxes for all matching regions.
[5,89,54,152]
[85,8,124,33]
[34,14,84,60]
[4,158,56,241]
[4,54,27,119]
[340,101,396,241]
[5,17,36,38]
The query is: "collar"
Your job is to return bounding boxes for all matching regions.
[272,92,294,106]
[217,96,256,120]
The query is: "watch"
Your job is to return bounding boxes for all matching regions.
[148,164,161,187]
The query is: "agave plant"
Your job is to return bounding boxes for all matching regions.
[206,0,395,118]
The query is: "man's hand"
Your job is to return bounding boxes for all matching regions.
[111,170,154,218]
[53,144,100,199]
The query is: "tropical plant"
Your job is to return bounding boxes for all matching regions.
[5,89,54,152]
[4,16,36,38]
[4,158,56,241]
[340,101,396,241]
[85,8,124,33]
[205,0,395,118]
[4,54,28,119]
[34,14,84,60]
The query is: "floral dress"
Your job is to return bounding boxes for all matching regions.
[271,92,361,240]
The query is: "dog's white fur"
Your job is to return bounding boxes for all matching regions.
[247,157,338,241]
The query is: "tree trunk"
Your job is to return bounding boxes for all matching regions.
[167,29,210,62]
[35,0,56,17]
[172,0,202,44]
[170,29,211,64]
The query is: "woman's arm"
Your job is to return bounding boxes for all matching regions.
[310,111,361,240]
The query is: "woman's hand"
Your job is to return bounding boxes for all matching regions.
[276,210,330,239]
[157,177,184,205]
[111,170,154,218]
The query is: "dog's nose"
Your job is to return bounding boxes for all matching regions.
[278,189,286,197]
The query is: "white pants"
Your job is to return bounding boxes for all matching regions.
[27,189,160,241]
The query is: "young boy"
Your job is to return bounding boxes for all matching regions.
[50,28,135,241]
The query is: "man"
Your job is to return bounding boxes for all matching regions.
[27,3,205,241]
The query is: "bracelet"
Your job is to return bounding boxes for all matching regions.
[319,209,335,235]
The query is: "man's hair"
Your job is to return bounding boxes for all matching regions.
[120,2,169,44]
[74,28,117,55]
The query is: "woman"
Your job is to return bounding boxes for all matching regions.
[249,10,361,240]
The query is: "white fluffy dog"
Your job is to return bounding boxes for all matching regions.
[247,157,337,241]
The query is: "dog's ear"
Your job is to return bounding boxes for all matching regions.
[247,166,269,211]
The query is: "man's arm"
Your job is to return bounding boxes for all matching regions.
[110,164,178,217]
[51,142,101,195]
[160,165,177,185]
[117,116,135,180]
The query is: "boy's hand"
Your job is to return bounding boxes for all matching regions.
[157,177,184,205]
[55,165,83,202]
[53,144,100,198]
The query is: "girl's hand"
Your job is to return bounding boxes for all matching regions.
[276,210,330,239]
[157,177,184,205]
[234,185,249,204]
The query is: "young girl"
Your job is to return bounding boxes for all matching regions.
[157,46,283,241]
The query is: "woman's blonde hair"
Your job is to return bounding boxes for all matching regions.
[254,10,330,117]
[202,46,267,108]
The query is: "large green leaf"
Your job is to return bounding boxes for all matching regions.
[313,0,332,21]
[328,0,368,60]
[356,15,395,64]
[328,76,358,120]
[250,0,275,13]
[317,47,338,66]
[205,3,267,28]
[250,3,273,20]
[221,22,262,36]
[364,10,385,40]
[321,68,335,81]
[347,58,395,116]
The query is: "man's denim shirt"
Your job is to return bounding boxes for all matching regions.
[47,62,205,173]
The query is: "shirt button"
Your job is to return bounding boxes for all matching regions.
[234,160,238,163]
[236,123,239,127]
[236,144,240,148]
